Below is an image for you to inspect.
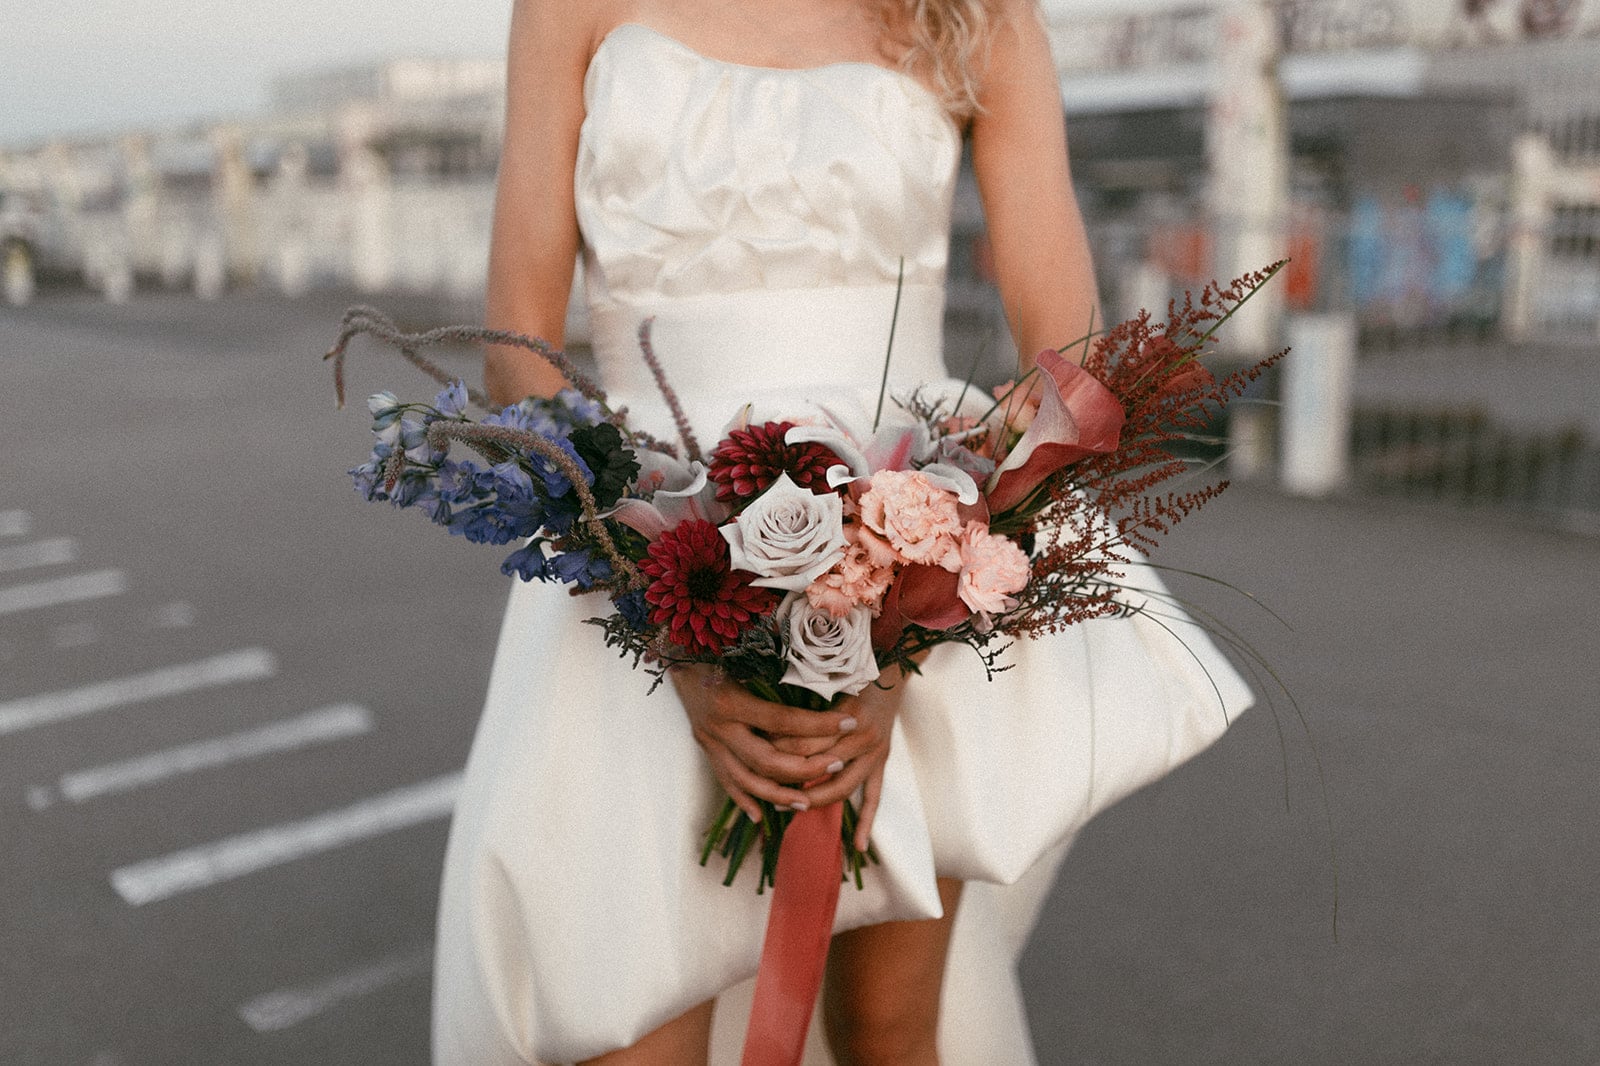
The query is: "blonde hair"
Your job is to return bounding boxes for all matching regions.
[879,0,1009,117]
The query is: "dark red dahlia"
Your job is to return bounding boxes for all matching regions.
[706,421,843,502]
[639,519,779,654]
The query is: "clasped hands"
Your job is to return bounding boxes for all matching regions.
[670,663,912,852]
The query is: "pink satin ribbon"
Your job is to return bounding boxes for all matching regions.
[741,803,845,1066]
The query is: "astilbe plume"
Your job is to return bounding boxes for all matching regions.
[707,421,844,503]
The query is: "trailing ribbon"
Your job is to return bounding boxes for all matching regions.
[741,802,845,1066]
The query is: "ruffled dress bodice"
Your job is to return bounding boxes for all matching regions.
[575,23,962,435]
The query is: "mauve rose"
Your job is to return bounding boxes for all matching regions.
[720,473,847,591]
[779,594,881,700]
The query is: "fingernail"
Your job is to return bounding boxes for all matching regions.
[839,716,858,733]
[827,760,845,774]
[789,800,810,812]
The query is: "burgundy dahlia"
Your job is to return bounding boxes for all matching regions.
[707,421,843,502]
[639,519,779,654]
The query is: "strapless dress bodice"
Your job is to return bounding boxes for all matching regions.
[575,24,963,434]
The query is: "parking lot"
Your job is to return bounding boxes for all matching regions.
[3,289,1597,1064]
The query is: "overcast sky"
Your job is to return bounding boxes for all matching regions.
[0,1,1149,147]
[0,1,512,146]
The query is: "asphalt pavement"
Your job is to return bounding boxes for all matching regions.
[2,289,1596,1065]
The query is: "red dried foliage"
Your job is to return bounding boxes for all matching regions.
[1001,264,1287,641]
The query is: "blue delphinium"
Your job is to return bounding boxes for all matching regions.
[352,381,631,592]
[501,541,554,582]
[549,549,612,590]
[554,387,604,429]
[433,380,469,419]
[351,443,392,502]
[526,435,592,498]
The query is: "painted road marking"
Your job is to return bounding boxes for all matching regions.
[151,601,196,629]
[0,569,128,617]
[110,772,462,906]
[0,537,77,574]
[0,648,277,737]
[0,511,30,537]
[27,704,375,809]
[237,944,432,1033]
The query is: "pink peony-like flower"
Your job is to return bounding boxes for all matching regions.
[857,469,964,571]
[955,521,1030,616]
[805,523,897,619]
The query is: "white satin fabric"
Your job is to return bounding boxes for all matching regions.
[433,23,1252,1065]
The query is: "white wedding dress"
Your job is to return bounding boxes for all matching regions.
[433,23,1253,1065]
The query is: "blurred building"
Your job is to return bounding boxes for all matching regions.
[1034,0,1600,344]
[2,1,1597,349]
[0,57,505,307]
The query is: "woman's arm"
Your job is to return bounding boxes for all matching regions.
[969,0,1102,368]
[483,0,594,407]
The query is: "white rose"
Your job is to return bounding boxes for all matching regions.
[779,594,881,701]
[721,473,847,591]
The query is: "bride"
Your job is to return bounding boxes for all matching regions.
[433,1,1252,1063]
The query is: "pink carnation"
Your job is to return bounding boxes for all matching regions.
[806,523,897,618]
[955,521,1030,616]
[857,470,963,571]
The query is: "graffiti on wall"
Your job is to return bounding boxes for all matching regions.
[1049,0,1600,77]
[1456,0,1590,41]
[1273,1,1409,53]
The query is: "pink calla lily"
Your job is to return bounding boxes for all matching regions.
[892,564,972,631]
[985,349,1125,514]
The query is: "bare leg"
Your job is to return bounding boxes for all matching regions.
[579,999,715,1066]
[823,877,964,1066]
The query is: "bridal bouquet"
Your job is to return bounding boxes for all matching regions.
[327,263,1285,890]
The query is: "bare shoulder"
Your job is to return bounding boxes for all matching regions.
[988,0,1049,38]
[973,0,1058,116]
[506,0,621,68]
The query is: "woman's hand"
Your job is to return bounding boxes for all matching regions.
[670,665,860,823]
[673,662,917,852]
[796,663,913,852]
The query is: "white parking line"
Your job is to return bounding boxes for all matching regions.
[237,945,433,1033]
[0,648,277,737]
[0,537,77,574]
[0,511,30,538]
[0,569,128,617]
[27,704,374,809]
[110,772,462,906]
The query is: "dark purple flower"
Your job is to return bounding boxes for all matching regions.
[550,549,612,590]
[501,541,553,582]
